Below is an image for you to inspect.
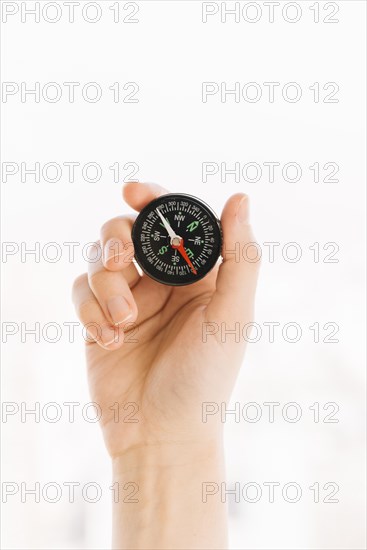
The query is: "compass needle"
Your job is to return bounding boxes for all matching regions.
[155,208,178,241]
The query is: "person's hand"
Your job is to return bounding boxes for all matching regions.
[72,182,260,459]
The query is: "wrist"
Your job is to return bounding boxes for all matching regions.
[112,437,224,476]
[111,438,228,550]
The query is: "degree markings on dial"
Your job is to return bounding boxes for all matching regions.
[141,202,218,274]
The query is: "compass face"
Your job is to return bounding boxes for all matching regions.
[131,194,222,286]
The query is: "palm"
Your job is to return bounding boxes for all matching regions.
[85,269,238,457]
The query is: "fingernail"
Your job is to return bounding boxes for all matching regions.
[101,326,119,347]
[86,324,101,343]
[107,296,132,326]
[85,324,119,346]
[104,238,125,264]
[237,195,249,224]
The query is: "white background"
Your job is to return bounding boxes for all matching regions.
[1,1,366,548]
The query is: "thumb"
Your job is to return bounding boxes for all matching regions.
[206,194,261,325]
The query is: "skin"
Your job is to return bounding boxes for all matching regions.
[72,182,260,550]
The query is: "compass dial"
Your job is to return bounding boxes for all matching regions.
[131,194,222,286]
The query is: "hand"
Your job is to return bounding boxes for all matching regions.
[72,182,260,549]
[72,182,260,458]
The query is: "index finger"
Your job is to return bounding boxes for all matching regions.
[123,182,169,212]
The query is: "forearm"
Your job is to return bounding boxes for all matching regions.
[112,439,228,550]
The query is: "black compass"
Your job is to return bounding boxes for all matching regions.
[131,193,222,286]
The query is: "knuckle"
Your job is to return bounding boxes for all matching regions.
[100,216,130,238]
[88,268,106,289]
[84,241,102,267]
[76,298,99,322]
[100,220,114,236]
[71,273,87,302]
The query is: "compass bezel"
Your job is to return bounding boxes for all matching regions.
[131,193,223,286]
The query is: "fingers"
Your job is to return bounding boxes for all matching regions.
[100,183,170,282]
[100,216,140,287]
[72,274,125,350]
[88,242,138,327]
[123,182,169,212]
[206,194,261,324]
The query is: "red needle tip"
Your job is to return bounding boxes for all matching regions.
[172,240,197,275]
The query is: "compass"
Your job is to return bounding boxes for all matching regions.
[131,193,222,286]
